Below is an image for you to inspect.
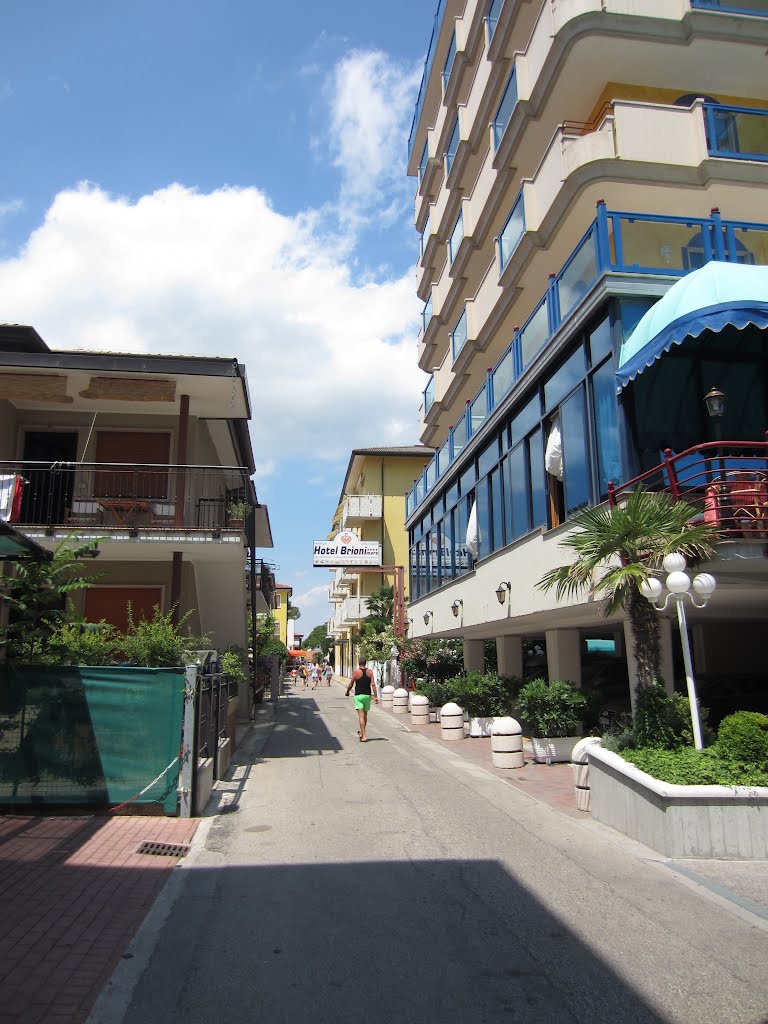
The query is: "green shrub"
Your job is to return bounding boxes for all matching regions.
[634,683,678,749]
[414,679,448,708]
[119,605,210,667]
[602,725,639,753]
[622,746,768,788]
[515,678,586,738]
[48,620,119,666]
[221,646,248,687]
[447,672,517,718]
[717,711,768,765]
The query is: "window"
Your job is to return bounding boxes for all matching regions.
[274,623,281,637]
[487,0,504,38]
[493,66,518,149]
[273,593,281,608]
[445,117,460,175]
[451,307,468,361]
[442,32,457,91]
[498,192,524,270]
[418,140,429,185]
[424,375,435,414]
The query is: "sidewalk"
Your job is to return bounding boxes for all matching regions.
[0,814,198,1024]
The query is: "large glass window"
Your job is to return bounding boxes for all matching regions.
[460,463,476,495]
[476,475,491,559]
[456,496,471,576]
[529,427,547,529]
[478,436,498,477]
[429,526,441,589]
[441,513,454,582]
[487,0,504,39]
[561,386,591,514]
[545,346,585,411]
[591,360,622,494]
[508,443,527,539]
[511,393,541,444]
[490,467,504,552]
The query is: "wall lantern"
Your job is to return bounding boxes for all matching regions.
[423,610,433,625]
[451,599,463,618]
[495,581,510,605]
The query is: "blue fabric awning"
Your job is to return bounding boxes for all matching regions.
[616,262,768,392]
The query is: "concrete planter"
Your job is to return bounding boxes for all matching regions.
[531,735,581,764]
[589,746,768,859]
[468,716,498,738]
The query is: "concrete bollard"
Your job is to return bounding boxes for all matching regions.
[571,737,602,812]
[440,702,465,741]
[392,687,409,714]
[381,685,395,709]
[491,717,524,769]
[409,694,430,726]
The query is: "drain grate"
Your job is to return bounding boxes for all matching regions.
[135,840,191,858]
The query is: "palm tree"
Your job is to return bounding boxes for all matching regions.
[537,489,717,692]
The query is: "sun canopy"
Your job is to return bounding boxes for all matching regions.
[0,521,52,561]
[616,262,768,392]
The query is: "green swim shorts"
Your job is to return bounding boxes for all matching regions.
[354,694,372,712]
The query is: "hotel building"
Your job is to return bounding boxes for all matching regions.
[405,0,768,717]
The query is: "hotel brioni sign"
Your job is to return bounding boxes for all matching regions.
[313,531,381,567]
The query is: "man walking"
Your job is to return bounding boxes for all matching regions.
[345,657,378,742]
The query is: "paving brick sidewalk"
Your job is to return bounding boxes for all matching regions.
[0,814,198,1024]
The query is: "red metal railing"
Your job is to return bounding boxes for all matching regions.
[607,438,768,538]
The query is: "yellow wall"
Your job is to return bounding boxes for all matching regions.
[588,83,768,124]
[273,586,291,647]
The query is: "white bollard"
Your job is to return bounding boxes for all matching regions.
[571,737,602,812]
[409,694,430,726]
[440,702,465,741]
[381,685,395,709]
[392,687,409,714]
[491,717,524,769]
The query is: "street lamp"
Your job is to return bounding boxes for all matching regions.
[451,599,463,618]
[704,386,726,482]
[423,610,433,625]
[639,552,716,750]
[495,581,510,605]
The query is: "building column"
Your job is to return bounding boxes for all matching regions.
[545,629,581,687]
[463,639,484,674]
[496,636,523,679]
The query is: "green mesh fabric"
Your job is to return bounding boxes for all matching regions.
[0,665,185,814]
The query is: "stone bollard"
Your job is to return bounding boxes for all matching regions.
[571,737,602,812]
[440,702,465,741]
[392,687,409,714]
[491,717,524,769]
[409,694,430,726]
[381,685,395,710]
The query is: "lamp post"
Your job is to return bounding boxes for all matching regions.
[639,553,716,751]
[704,386,726,482]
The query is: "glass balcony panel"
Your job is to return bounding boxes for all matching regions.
[426,459,436,491]
[451,308,468,361]
[691,0,768,13]
[445,117,460,175]
[498,192,524,270]
[449,210,464,263]
[442,32,457,91]
[557,230,598,322]
[470,388,487,435]
[493,66,518,150]
[617,216,709,273]
[436,439,449,477]
[452,416,467,458]
[492,347,515,404]
[728,225,768,267]
[418,140,429,184]
[487,0,504,37]
[415,477,425,505]
[406,490,414,518]
[422,293,433,332]
[705,106,768,160]
[424,375,435,414]
[519,300,548,369]
[407,0,447,159]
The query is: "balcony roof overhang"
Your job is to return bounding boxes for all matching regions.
[0,520,52,561]
[617,263,768,391]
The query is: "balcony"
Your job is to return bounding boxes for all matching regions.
[341,494,383,525]
[406,204,768,519]
[691,0,768,12]
[704,104,768,162]
[0,461,254,535]
[253,560,276,615]
[338,596,370,626]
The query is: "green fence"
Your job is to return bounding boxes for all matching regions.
[0,665,186,814]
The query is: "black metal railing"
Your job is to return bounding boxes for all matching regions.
[0,461,254,532]
[195,659,234,765]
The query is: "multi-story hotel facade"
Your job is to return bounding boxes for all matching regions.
[405,0,768,717]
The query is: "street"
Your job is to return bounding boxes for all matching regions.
[92,685,768,1024]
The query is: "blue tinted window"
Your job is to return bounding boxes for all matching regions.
[456,498,471,576]
[544,346,585,412]
[509,443,528,539]
[441,514,454,582]
[529,427,547,528]
[445,480,459,509]
[460,463,476,495]
[450,210,465,264]
[478,437,499,477]
[477,475,491,559]
[591,360,622,494]
[561,386,591,513]
[510,393,541,444]
[588,317,612,366]
[490,467,504,551]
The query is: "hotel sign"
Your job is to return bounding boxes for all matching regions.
[313,531,382,567]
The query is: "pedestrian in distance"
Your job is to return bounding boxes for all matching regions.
[311,664,319,689]
[324,664,333,686]
[300,665,308,689]
[345,657,378,742]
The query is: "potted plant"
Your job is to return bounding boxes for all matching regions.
[516,678,587,763]
[451,672,516,737]
[227,500,252,529]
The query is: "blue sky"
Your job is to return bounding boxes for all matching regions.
[0,0,434,635]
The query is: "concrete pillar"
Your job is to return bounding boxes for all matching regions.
[545,629,582,687]
[659,617,675,695]
[463,639,484,674]
[496,636,523,679]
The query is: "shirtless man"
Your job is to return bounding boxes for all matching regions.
[345,657,378,742]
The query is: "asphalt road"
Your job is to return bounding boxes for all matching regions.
[93,686,768,1024]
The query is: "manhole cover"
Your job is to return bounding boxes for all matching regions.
[135,840,191,858]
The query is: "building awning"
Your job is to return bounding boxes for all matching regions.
[0,521,52,561]
[616,262,768,392]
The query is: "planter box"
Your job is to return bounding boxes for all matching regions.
[531,735,581,764]
[468,716,498,738]
[589,746,768,859]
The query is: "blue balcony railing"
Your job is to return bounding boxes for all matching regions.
[704,103,768,162]
[405,203,768,519]
[408,0,448,160]
[691,0,768,13]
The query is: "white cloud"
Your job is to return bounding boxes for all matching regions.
[0,199,24,218]
[0,181,426,465]
[326,50,422,230]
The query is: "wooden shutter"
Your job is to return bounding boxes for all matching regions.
[84,586,163,633]
[94,431,171,499]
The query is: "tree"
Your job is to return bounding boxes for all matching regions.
[537,489,716,693]
[0,535,101,661]
[287,601,301,621]
[304,624,329,650]
[366,585,394,622]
